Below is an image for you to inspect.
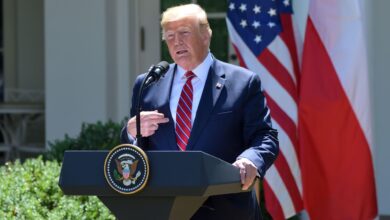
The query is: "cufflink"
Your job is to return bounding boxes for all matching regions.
[216,82,222,89]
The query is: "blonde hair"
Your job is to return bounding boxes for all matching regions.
[161,4,212,40]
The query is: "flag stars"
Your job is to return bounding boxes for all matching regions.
[268,22,276,28]
[229,3,235,11]
[253,5,261,14]
[268,8,277,17]
[283,0,290,6]
[239,3,247,12]
[240,19,248,28]
[252,21,261,29]
[254,35,262,44]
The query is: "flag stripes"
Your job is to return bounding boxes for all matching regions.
[226,1,303,218]
[259,49,298,102]
[227,19,298,125]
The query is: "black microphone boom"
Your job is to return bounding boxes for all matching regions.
[144,61,170,86]
[135,61,169,148]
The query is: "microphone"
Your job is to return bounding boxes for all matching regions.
[144,61,170,86]
[135,61,169,148]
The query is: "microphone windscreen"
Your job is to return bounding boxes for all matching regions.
[156,61,169,72]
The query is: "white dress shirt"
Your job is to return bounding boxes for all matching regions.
[170,52,213,125]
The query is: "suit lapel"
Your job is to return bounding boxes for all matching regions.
[186,61,226,150]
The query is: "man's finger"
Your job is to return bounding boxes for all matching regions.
[141,111,166,119]
[242,170,255,190]
[150,117,169,124]
[141,112,169,124]
[240,169,247,185]
[233,161,246,185]
[233,158,257,190]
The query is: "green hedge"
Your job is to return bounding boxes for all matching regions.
[45,120,124,162]
[0,120,126,219]
[0,157,114,219]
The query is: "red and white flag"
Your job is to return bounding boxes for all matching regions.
[227,0,377,219]
[299,0,377,219]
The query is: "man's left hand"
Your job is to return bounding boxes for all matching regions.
[232,158,257,190]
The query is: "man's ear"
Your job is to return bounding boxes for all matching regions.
[201,30,211,46]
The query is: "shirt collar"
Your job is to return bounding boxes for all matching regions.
[176,52,213,82]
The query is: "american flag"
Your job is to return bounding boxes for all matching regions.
[226,0,303,219]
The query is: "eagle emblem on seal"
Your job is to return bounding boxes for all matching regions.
[114,154,142,186]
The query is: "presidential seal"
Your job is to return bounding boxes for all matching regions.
[104,144,149,194]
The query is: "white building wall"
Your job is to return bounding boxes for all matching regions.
[367,0,390,216]
[44,0,109,142]
[105,0,132,124]
[43,0,159,144]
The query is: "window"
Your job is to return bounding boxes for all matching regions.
[0,0,3,102]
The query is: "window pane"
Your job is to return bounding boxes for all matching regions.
[0,0,3,102]
[209,18,228,62]
[197,0,227,13]
[161,41,173,63]
[161,0,191,12]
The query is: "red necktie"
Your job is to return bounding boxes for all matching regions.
[176,71,196,151]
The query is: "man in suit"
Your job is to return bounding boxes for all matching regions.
[121,3,278,220]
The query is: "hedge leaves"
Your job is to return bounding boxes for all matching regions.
[0,157,114,219]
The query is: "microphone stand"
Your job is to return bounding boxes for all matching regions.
[135,65,156,148]
[134,61,169,148]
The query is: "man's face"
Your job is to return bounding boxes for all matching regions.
[163,17,210,71]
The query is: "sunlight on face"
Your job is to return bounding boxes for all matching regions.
[164,27,191,42]
[163,17,210,71]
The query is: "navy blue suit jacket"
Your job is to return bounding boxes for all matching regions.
[121,59,278,220]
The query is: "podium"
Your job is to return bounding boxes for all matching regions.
[59,150,245,220]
